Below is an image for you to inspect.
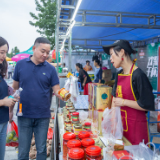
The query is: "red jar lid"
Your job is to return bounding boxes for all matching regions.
[63,132,76,140]
[68,148,84,159]
[78,131,90,139]
[86,146,101,156]
[72,112,79,116]
[84,122,91,126]
[81,138,95,147]
[67,139,81,148]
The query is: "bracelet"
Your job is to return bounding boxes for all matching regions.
[122,99,125,106]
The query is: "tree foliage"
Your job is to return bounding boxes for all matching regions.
[29,0,56,49]
[7,46,20,58]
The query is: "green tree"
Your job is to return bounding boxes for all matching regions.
[29,0,56,49]
[7,46,20,58]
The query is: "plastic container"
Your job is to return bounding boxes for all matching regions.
[65,119,71,126]
[68,148,84,160]
[86,146,102,160]
[84,122,91,131]
[63,132,76,160]
[81,138,95,159]
[74,124,82,138]
[67,106,75,115]
[66,127,72,133]
[67,139,82,153]
[72,121,80,132]
[58,88,71,101]
[69,109,76,120]
[72,112,79,121]
[78,131,90,140]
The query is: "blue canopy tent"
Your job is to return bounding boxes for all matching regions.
[58,0,160,53]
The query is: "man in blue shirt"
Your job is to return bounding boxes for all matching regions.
[12,37,62,160]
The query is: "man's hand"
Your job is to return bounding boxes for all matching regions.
[82,83,85,87]
[113,97,124,107]
[3,97,17,108]
[55,90,64,101]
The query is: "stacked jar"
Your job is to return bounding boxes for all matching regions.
[68,148,84,160]
[74,124,82,139]
[63,132,76,160]
[67,139,81,153]
[64,118,72,129]
[84,122,91,132]
[69,109,76,120]
[81,138,95,159]
[67,106,75,119]
[71,112,80,132]
[86,146,102,160]
[78,131,90,140]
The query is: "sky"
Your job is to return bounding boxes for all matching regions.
[0,0,41,53]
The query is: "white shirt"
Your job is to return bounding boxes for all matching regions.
[8,65,13,72]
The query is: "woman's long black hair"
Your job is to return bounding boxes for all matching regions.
[76,63,83,69]
[0,37,9,78]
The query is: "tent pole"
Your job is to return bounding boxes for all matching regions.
[68,31,72,72]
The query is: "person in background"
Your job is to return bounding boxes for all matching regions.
[93,59,102,83]
[46,55,61,67]
[12,37,63,160]
[83,60,93,72]
[0,37,17,160]
[8,63,13,79]
[76,63,92,95]
[62,63,68,73]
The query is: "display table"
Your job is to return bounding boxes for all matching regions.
[57,113,132,160]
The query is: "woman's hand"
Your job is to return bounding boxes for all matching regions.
[3,97,17,107]
[113,98,125,107]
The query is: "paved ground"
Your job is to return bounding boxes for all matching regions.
[4,79,55,160]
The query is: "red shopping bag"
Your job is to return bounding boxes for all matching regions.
[6,121,19,147]
[47,128,53,140]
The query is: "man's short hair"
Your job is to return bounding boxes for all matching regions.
[34,37,50,46]
[86,60,90,63]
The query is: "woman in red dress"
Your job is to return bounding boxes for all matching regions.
[103,40,155,145]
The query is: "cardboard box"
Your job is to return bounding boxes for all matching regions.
[94,85,112,110]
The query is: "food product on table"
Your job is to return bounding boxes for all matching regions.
[74,124,82,138]
[47,145,52,152]
[63,132,76,160]
[65,119,72,127]
[68,148,84,160]
[72,121,80,132]
[86,146,102,160]
[84,122,91,131]
[58,88,71,101]
[67,106,75,115]
[66,127,72,133]
[69,109,76,119]
[72,112,79,121]
[67,139,81,153]
[114,143,124,151]
[81,138,95,159]
[78,131,90,140]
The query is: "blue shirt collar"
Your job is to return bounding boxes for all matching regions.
[26,55,47,66]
